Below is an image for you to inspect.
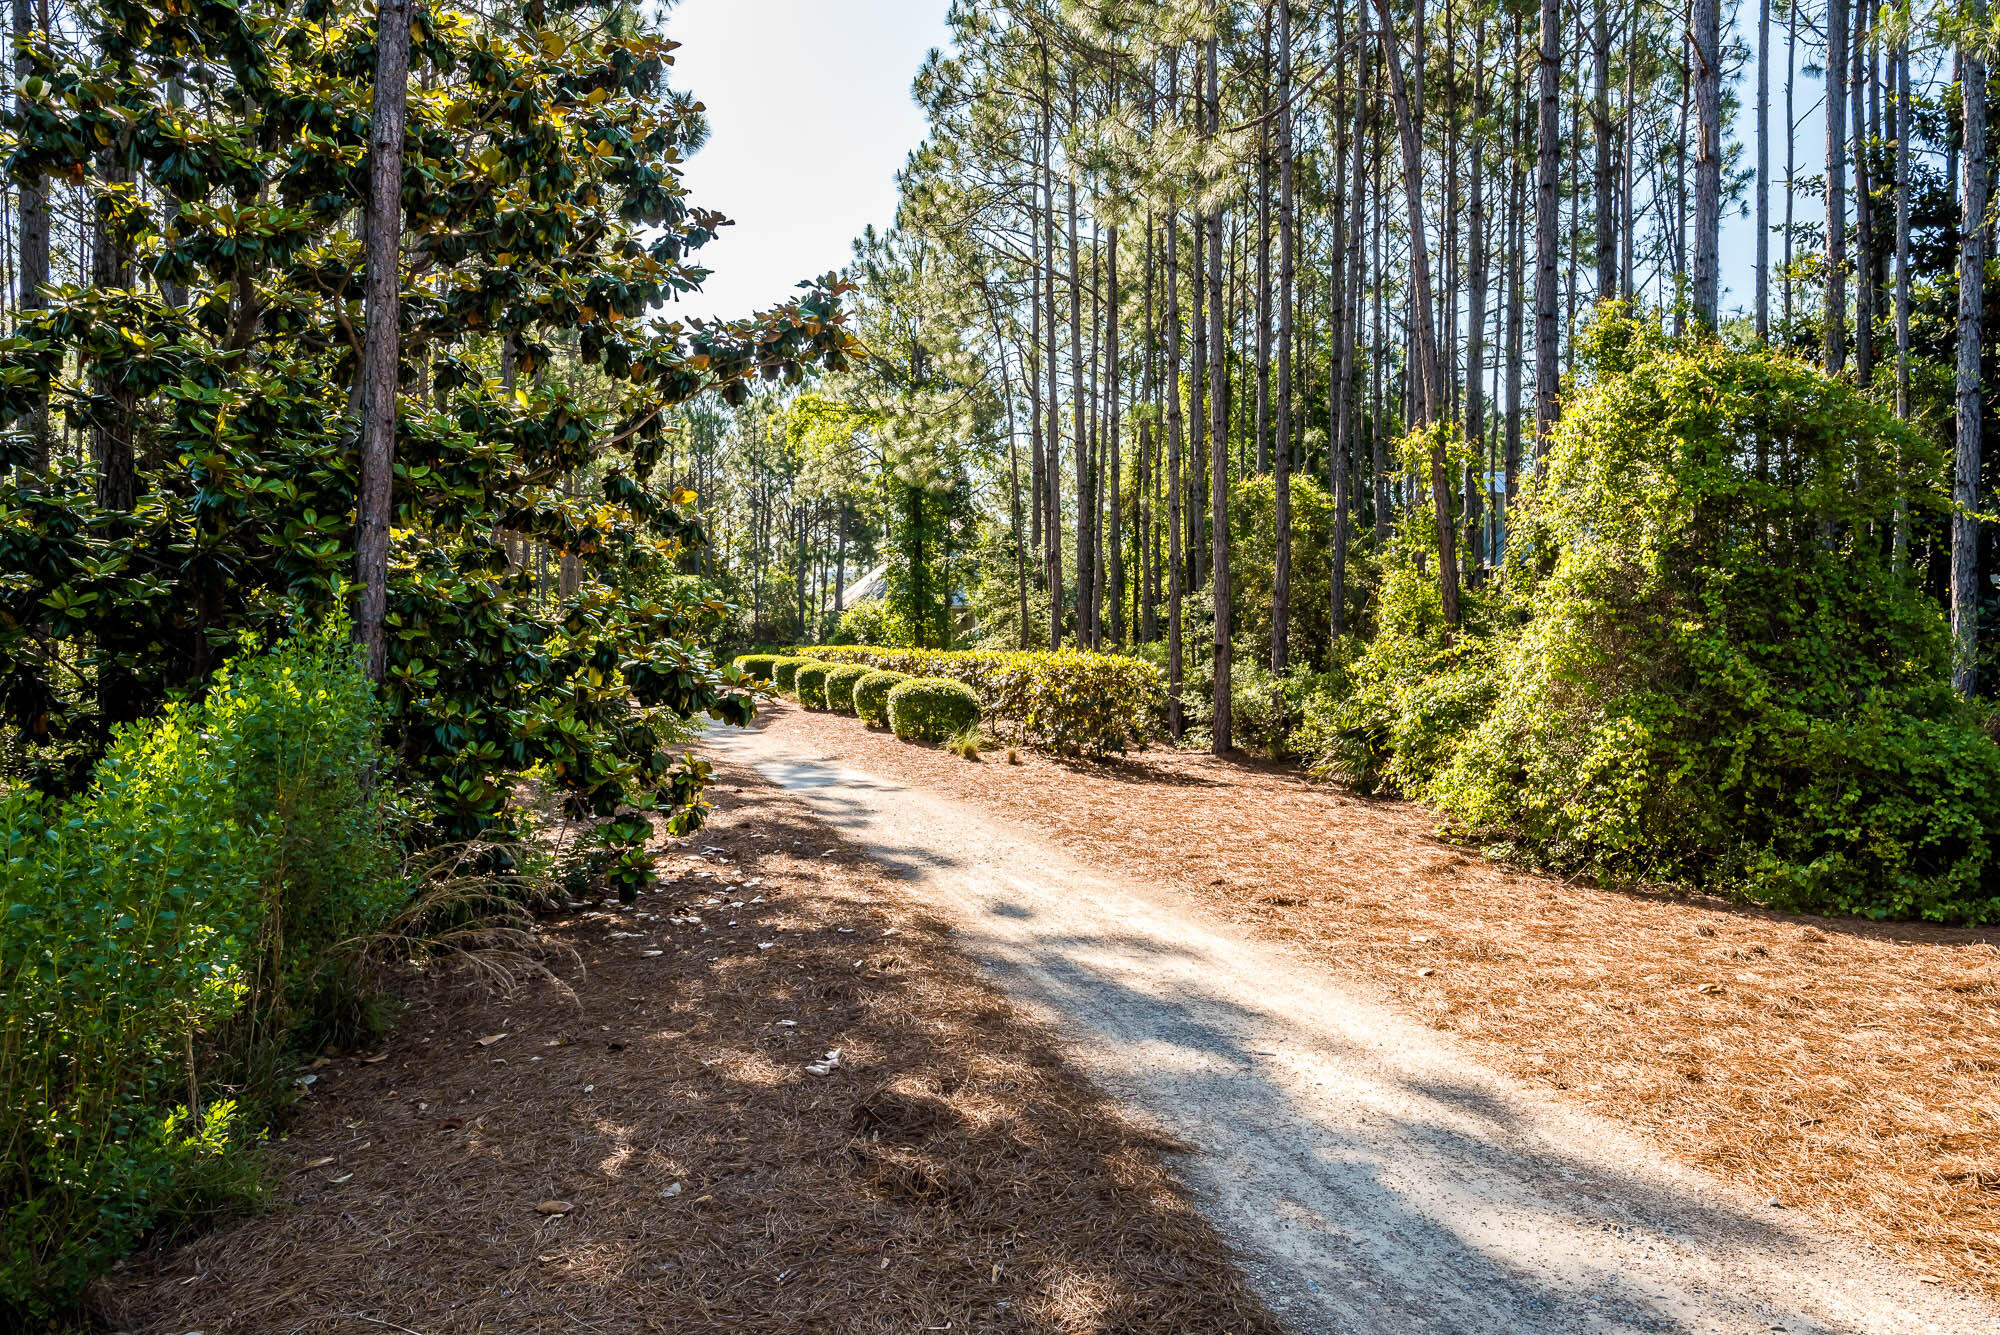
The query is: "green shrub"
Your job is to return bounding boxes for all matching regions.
[1299,321,1999,924]
[771,656,807,692]
[887,677,983,744]
[733,653,781,683]
[794,661,836,710]
[1428,327,1998,922]
[792,646,1160,755]
[0,626,401,1321]
[853,670,909,725]
[822,664,873,715]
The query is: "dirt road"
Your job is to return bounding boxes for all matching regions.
[706,713,2000,1335]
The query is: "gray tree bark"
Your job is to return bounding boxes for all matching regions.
[1952,11,1987,694]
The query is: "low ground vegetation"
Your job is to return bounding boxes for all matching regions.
[1,629,403,1321]
[95,773,1280,1334]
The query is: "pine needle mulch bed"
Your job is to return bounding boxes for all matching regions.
[773,701,2000,1302]
[94,764,1280,1335]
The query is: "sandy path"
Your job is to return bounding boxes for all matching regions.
[705,714,2000,1335]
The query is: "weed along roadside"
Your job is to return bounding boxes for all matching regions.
[94,764,1281,1335]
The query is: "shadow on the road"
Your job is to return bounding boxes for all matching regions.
[712,719,1954,1335]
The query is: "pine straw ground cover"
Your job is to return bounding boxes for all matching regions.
[94,766,1279,1335]
[772,700,2000,1302]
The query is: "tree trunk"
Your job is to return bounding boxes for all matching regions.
[1109,223,1125,646]
[1852,25,1874,383]
[1593,2,1616,305]
[1824,0,1848,374]
[1166,119,1186,739]
[90,150,137,511]
[1256,12,1273,476]
[1952,12,1986,694]
[353,0,413,682]
[1272,0,1294,677]
[12,0,49,473]
[1042,53,1064,650]
[1333,21,1368,638]
[1755,0,1770,338]
[1465,24,1489,585]
[1533,0,1561,445]
[1070,170,1093,649]
[1893,41,1911,561]
[1206,34,1231,754]
[1692,0,1722,326]
[1372,1,1461,629]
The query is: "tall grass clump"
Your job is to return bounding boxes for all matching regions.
[0,625,402,1321]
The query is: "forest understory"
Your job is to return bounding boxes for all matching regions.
[766,701,2000,1303]
[92,765,1276,1335]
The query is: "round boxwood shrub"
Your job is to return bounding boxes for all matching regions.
[887,677,982,744]
[734,653,781,683]
[853,670,909,726]
[772,656,807,692]
[823,663,873,715]
[795,661,836,710]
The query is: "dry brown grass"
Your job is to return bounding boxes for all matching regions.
[778,701,2000,1300]
[94,764,1278,1335]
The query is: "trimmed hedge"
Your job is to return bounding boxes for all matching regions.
[794,661,835,710]
[733,653,781,683]
[772,656,807,692]
[823,664,873,715]
[853,670,909,726]
[785,646,1161,755]
[887,677,983,744]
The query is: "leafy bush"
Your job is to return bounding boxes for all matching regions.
[1429,327,1998,922]
[794,661,836,710]
[853,670,910,725]
[733,653,781,683]
[887,678,983,744]
[793,646,1161,755]
[772,656,807,692]
[822,664,873,715]
[0,627,401,1321]
[834,599,902,646]
[1298,322,2000,924]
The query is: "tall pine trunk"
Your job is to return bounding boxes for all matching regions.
[1824,0,1848,374]
[1692,0,1722,326]
[354,0,413,682]
[1533,0,1561,447]
[1373,0,1460,628]
[1952,11,1986,693]
[1206,34,1232,753]
[1272,0,1294,676]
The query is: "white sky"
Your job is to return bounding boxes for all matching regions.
[657,0,1886,333]
[660,0,950,322]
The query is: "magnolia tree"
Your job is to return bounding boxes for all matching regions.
[0,0,858,895]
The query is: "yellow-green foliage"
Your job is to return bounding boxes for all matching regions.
[822,664,873,715]
[771,656,807,692]
[852,670,909,725]
[793,661,836,710]
[1303,323,2000,924]
[791,646,1161,755]
[0,627,401,1320]
[887,678,983,744]
[732,653,781,683]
